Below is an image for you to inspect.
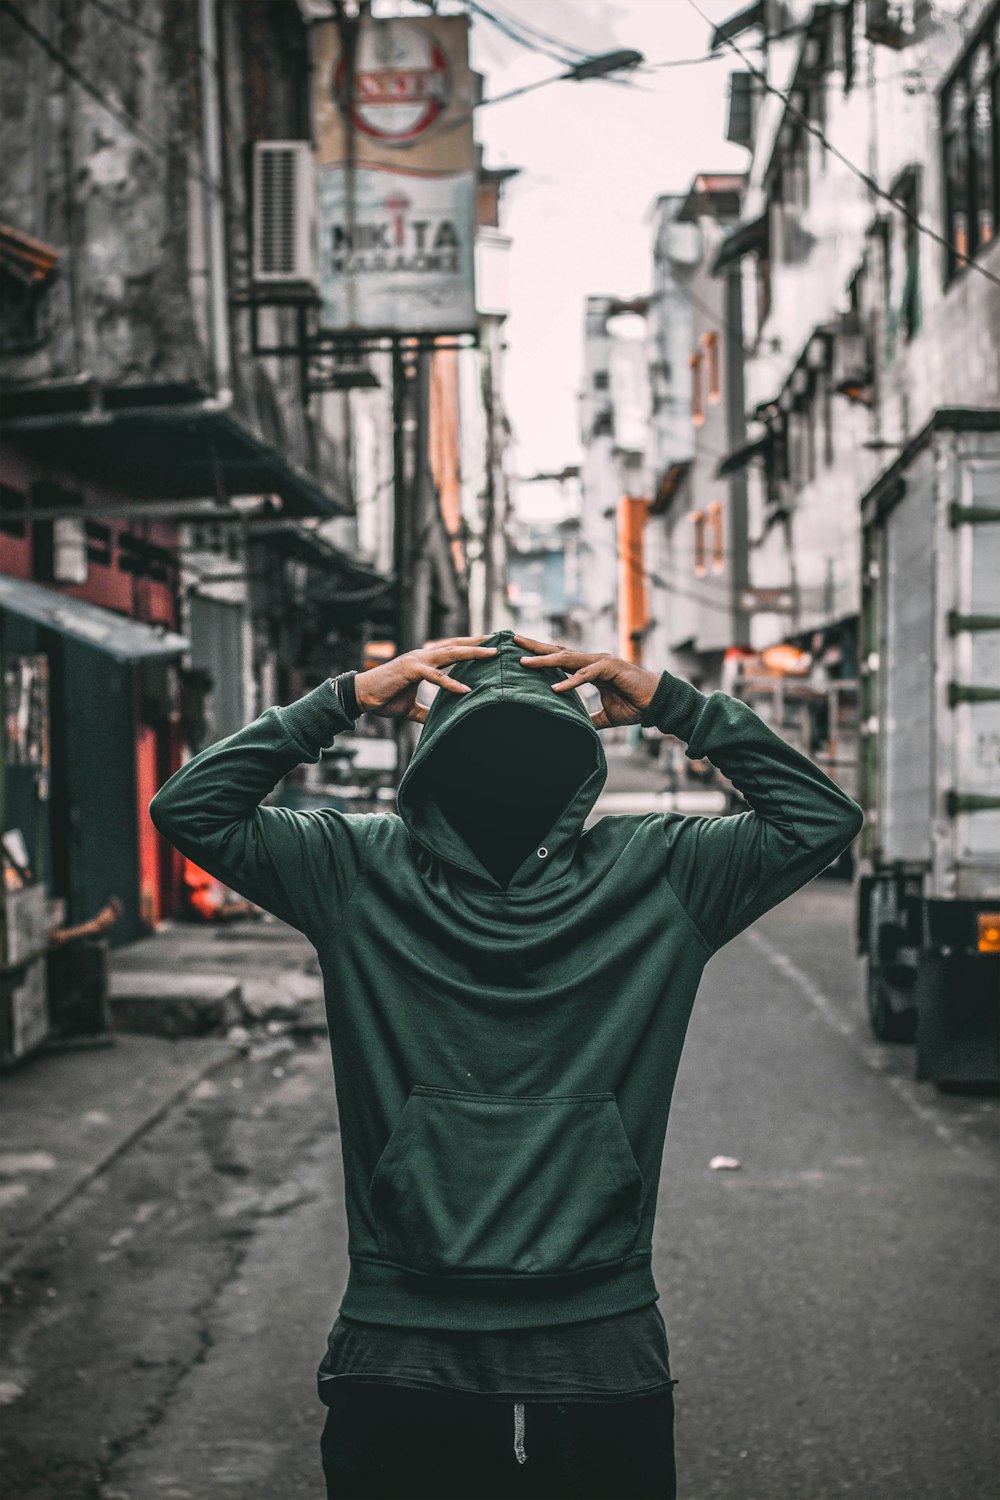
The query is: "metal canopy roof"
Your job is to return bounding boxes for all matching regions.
[710,1,764,52]
[715,432,772,479]
[712,211,769,274]
[0,574,189,662]
[0,384,352,520]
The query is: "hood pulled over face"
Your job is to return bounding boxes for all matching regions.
[395,629,608,891]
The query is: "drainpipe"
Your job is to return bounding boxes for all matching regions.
[198,0,232,405]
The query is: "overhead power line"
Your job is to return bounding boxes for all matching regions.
[468,2,643,90]
[467,0,578,67]
[478,1,592,62]
[572,526,743,620]
[0,0,216,193]
[644,52,730,69]
[684,0,1000,293]
[1,0,164,161]
[84,0,164,45]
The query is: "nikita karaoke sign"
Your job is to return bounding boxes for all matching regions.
[313,16,477,335]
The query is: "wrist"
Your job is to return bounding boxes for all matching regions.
[631,667,661,714]
[353,669,374,713]
[639,671,707,741]
[332,669,363,722]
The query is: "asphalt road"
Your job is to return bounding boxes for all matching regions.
[1,869,997,1498]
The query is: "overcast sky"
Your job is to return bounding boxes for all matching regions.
[465,0,748,480]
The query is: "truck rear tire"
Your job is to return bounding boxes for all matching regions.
[866,959,918,1043]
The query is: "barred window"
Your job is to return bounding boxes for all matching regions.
[690,351,704,427]
[702,331,721,404]
[690,510,707,576]
[708,501,724,574]
[941,16,999,283]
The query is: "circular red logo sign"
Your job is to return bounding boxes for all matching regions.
[333,23,451,144]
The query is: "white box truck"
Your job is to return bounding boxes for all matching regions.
[856,410,1000,1084]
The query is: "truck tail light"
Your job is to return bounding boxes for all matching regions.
[977,914,1000,953]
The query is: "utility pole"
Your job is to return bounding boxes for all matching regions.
[333,1,420,780]
[480,338,499,634]
[392,338,421,779]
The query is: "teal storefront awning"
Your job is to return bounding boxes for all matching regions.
[0,575,188,662]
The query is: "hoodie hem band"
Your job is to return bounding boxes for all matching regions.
[337,1253,658,1331]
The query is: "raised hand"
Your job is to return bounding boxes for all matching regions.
[513,634,660,731]
[354,637,498,725]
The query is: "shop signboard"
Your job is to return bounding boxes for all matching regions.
[4,653,49,771]
[737,586,796,614]
[313,15,477,335]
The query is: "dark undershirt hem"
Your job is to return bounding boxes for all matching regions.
[318,1372,679,1404]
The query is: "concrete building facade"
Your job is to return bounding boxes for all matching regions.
[645,173,749,694]
[715,0,1000,669]
[578,296,654,657]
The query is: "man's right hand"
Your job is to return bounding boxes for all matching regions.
[354,637,498,725]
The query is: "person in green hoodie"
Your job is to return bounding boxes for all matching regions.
[148,628,864,1500]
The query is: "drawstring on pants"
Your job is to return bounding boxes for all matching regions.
[513,1402,527,1464]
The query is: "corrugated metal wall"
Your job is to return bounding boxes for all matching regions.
[188,595,246,743]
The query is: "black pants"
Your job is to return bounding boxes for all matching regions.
[320,1380,678,1500]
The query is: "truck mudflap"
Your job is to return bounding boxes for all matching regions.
[915,950,1000,1085]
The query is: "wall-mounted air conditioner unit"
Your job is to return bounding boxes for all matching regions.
[251,140,317,288]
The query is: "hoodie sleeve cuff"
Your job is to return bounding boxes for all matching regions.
[275,678,356,761]
[639,671,710,743]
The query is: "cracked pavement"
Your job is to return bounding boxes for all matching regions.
[0,1037,345,1500]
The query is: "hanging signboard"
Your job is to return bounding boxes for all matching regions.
[313,15,478,336]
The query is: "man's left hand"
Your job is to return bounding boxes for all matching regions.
[514,635,660,731]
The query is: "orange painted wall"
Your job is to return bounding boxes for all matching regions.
[428,348,466,579]
[135,723,163,929]
[617,495,650,665]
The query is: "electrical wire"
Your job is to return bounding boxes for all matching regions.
[467,1,643,90]
[642,52,730,70]
[0,0,216,194]
[81,0,243,162]
[577,525,744,620]
[479,1,592,62]
[642,17,813,69]
[661,278,756,360]
[1,1,165,159]
[83,0,164,45]
[466,0,578,67]
[684,0,1000,293]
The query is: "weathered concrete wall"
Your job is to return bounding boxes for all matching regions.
[0,2,357,509]
[218,1,313,475]
[732,1,996,652]
[0,0,205,388]
[873,8,1000,434]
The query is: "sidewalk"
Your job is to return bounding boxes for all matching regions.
[0,1033,238,1272]
[0,914,320,1274]
[108,915,324,1030]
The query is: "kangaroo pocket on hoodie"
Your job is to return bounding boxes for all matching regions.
[367,1085,644,1278]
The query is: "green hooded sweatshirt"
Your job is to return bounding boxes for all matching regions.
[148,628,863,1331]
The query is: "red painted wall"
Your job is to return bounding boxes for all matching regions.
[0,448,180,629]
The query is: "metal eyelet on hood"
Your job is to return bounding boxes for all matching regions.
[537,846,548,858]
